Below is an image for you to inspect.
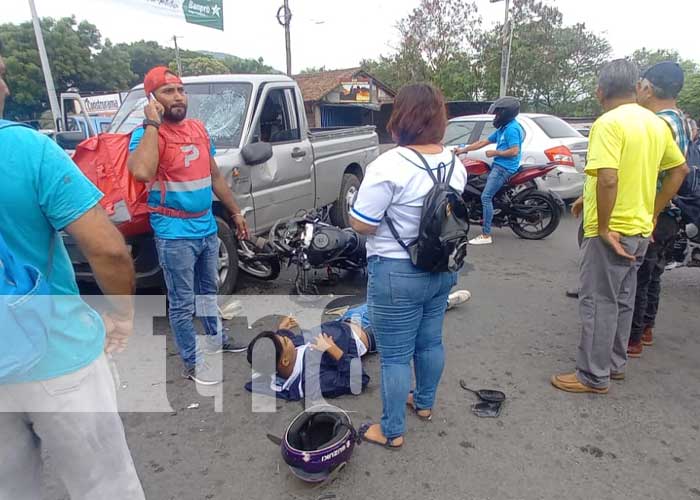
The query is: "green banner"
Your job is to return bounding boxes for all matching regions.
[182,0,223,31]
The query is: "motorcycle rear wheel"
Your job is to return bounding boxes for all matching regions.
[509,190,561,240]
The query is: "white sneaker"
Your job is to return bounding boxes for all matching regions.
[469,235,493,245]
[182,362,222,386]
[447,290,472,310]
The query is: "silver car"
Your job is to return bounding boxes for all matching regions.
[444,113,589,201]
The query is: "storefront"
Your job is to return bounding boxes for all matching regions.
[293,68,395,134]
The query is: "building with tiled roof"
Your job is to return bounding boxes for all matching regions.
[293,68,395,131]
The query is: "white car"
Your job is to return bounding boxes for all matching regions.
[444,113,589,201]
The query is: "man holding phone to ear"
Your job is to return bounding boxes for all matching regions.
[127,66,250,385]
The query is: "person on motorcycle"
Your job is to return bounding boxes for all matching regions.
[455,96,524,245]
[244,291,471,402]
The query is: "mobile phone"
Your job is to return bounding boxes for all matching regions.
[148,93,163,119]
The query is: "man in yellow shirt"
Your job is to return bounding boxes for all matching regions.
[552,59,688,394]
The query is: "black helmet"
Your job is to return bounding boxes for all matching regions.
[281,405,357,483]
[488,96,520,129]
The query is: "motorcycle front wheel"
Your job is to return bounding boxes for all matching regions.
[237,239,282,281]
[509,190,561,240]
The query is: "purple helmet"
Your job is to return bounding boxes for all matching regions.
[281,405,357,483]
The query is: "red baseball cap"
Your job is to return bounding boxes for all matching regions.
[144,66,183,95]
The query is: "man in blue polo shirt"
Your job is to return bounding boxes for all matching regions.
[0,49,144,498]
[456,97,524,245]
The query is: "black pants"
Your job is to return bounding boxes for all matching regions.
[629,213,679,344]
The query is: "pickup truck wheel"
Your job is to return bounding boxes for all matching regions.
[216,217,239,295]
[330,173,361,228]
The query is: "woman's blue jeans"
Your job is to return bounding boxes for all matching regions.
[366,256,457,439]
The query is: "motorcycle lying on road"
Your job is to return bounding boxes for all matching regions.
[235,237,282,281]
[267,210,367,295]
[666,222,700,270]
[461,158,564,240]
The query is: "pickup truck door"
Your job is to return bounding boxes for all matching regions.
[245,84,314,234]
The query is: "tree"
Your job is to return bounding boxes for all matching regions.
[118,41,175,85]
[477,0,610,115]
[361,0,482,100]
[680,73,700,119]
[169,57,229,77]
[629,48,698,74]
[628,48,700,119]
[0,17,278,120]
[398,0,481,74]
[299,66,328,74]
[90,40,136,92]
[0,16,106,119]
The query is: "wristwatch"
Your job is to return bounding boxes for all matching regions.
[143,119,161,130]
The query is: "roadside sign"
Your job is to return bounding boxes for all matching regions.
[116,0,223,30]
[183,0,224,30]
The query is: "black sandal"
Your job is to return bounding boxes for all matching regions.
[358,423,403,450]
[407,391,432,421]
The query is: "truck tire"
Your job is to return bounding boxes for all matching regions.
[330,173,361,228]
[216,216,239,295]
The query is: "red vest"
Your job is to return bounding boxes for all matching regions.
[149,119,213,215]
[72,119,213,238]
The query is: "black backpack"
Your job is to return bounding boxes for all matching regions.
[385,148,470,273]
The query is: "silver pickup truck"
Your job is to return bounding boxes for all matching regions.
[68,74,379,293]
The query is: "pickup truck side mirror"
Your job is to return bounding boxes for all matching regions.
[55,131,87,150]
[241,142,273,166]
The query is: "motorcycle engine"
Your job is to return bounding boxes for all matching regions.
[671,223,700,268]
[307,226,365,267]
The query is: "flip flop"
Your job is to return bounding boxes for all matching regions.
[406,391,432,421]
[358,423,403,450]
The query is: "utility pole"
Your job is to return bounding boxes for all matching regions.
[173,35,183,76]
[28,0,62,130]
[277,1,293,76]
[491,0,513,97]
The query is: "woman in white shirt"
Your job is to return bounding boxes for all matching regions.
[350,84,468,449]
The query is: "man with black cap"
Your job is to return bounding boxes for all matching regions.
[627,61,693,358]
[127,67,250,385]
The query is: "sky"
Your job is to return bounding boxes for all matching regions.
[1,0,699,74]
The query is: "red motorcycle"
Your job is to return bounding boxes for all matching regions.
[461,158,564,240]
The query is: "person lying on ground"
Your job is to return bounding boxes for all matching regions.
[245,290,471,402]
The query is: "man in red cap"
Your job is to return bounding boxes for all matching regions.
[128,66,249,385]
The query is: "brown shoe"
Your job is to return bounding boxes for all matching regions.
[641,326,654,346]
[610,372,625,381]
[627,340,643,358]
[551,373,608,394]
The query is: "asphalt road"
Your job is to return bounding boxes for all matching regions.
[41,213,700,500]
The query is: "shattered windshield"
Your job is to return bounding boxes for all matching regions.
[110,82,252,149]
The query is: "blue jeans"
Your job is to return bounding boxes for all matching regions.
[155,233,228,369]
[366,256,457,439]
[339,303,377,353]
[339,304,371,331]
[481,165,512,235]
